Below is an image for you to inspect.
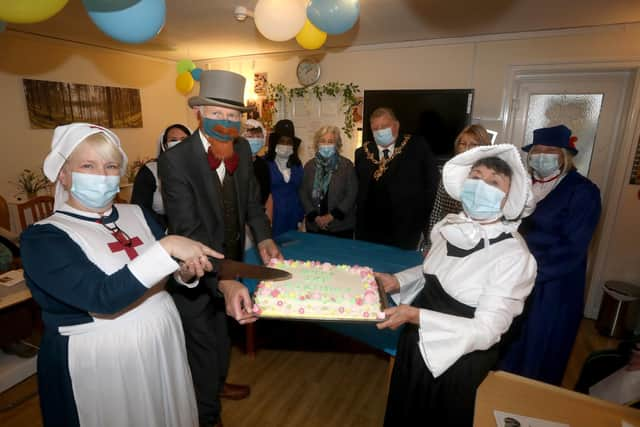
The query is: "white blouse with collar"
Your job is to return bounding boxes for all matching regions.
[393,216,537,378]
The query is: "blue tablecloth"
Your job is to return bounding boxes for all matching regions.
[244,231,423,356]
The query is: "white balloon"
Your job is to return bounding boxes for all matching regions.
[254,0,306,42]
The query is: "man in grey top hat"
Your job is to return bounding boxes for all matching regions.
[159,69,281,427]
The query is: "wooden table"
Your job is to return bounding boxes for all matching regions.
[474,371,640,426]
[0,271,31,310]
[0,270,35,394]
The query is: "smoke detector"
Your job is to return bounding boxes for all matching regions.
[234,6,253,22]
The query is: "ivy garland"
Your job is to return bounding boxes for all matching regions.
[264,82,360,139]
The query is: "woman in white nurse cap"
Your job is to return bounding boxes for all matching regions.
[21,122,221,427]
[375,144,537,426]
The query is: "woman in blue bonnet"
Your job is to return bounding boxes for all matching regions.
[500,124,602,385]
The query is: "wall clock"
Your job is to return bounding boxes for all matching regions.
[296,58,321,87]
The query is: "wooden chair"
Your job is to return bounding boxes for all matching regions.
[0,195,9,230]
[16,196,54,230]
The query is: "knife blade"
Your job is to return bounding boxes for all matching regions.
[209,257,291,281]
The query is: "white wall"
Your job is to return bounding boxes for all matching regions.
[0,32,194,198]
[198,23,640,311]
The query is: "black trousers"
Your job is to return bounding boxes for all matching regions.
[171,287,230,425]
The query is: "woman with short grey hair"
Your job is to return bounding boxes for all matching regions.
[299,125,357,238]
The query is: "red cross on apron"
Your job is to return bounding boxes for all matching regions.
[107,230,143,260]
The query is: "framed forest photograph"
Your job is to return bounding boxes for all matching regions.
[23,79,143,129]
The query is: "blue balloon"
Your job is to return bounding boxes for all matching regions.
[307,0,359,35]
[191,68,203,82]
[83,0,165,44]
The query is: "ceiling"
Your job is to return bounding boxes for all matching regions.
[6,0,640,62]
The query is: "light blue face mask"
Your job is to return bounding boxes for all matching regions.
[318,145,336,158]
[529,153,560,178]
[460,178,505,221]
[247,138,264,155]
[70,172,120,210]
[373,127,394,147]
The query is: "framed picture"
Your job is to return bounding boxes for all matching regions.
[23,79,142,129]
[254,72,268,96]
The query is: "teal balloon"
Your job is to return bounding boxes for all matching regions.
[83,0,165,44]
[307,0,359,35]
[191,68,203,81]
[0,21,6,32]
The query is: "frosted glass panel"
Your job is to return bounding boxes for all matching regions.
[523,94,603,176]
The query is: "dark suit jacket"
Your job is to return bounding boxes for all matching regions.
[158,132,271,294]
[354,133,439,250]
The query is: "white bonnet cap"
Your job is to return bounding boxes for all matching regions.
[443,144,535,220]
[43,123,127,210]
[244,119,265,137]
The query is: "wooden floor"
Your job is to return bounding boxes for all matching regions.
[0,318,625,427]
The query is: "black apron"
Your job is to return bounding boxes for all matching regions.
[384,274,500,427]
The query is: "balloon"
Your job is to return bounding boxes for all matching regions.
[191,68,203,81]
[295,19,327,50]
[83,0,165,44]
[254,0,306,42]
[307,0,359,35]
[0,0,68,24]
[176,59,195,74]
[176,71,194,94]
[0,22,6,33]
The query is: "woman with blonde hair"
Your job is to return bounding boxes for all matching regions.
[299,125,357,238]
[421,124,492,252]
[21,123,221,427]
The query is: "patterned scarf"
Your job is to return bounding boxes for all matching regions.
[311,152,338,207]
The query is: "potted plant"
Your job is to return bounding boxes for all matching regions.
[10,168,49,198]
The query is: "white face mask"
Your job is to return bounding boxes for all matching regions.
[275,144,293,159]
[165,140,181,150]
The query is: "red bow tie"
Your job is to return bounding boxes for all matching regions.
[207,147,239,175]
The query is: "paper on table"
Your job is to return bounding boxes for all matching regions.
[0,269,24,287]
[590,366,640,406]
[494,410,570,427]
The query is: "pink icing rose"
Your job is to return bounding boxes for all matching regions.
[363,290,378,304]
[338,307,345,313]
[363,311,369,318]
[277,300,284,306]
[311,291,322,300]
[355,297,364,306]
[299,308,305,314]
[270,289,280,298]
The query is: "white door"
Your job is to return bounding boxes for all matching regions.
[274,96,356,165]
[508,70,634,318]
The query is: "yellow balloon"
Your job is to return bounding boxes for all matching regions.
[176,71,194,94]
[0,0,68,24]
[296,19,327,50]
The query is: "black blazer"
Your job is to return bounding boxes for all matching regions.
[354,133,439,250]
[158,132,271,292]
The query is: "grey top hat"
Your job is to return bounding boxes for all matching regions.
[188,70,252,112]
